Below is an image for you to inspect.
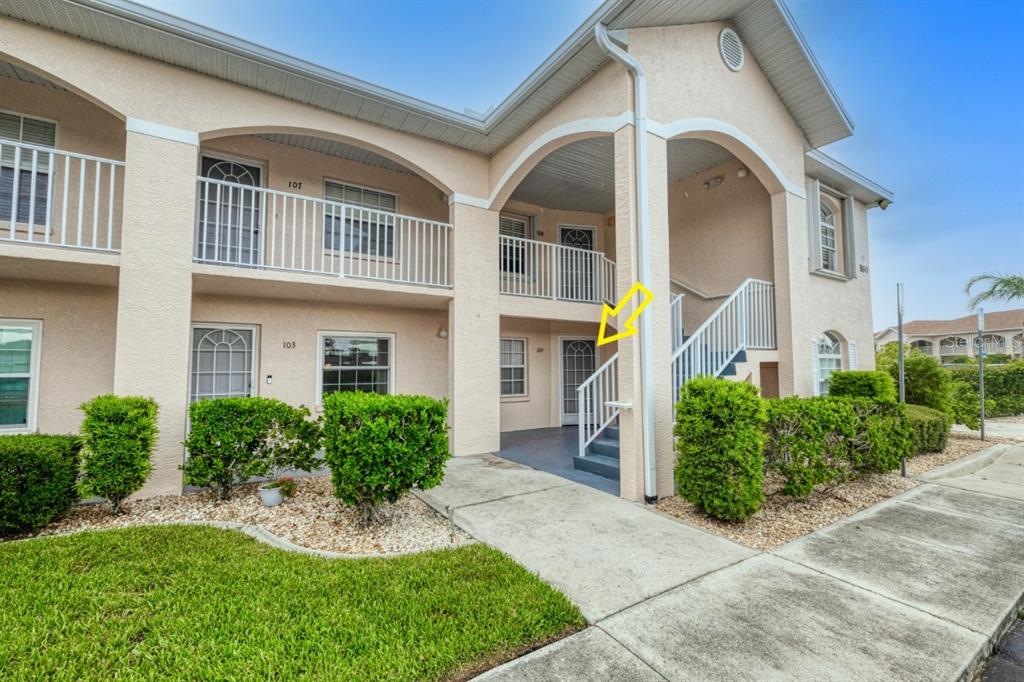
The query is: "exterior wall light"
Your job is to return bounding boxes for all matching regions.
[437,328,449,339]
[703,176,724,190]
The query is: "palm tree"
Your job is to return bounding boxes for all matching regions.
[964,273,1024,310]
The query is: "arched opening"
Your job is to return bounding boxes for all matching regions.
[910,339,933,355]
[0,57,127,252]
[666,135,775,335]
[939,335,969,360]
[195,130,453,286]
[493,132,620,496]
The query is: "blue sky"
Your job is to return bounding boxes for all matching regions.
[142,0,1024,329]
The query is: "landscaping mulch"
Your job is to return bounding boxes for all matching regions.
[658,431,1008,551]
[37,475,469,555]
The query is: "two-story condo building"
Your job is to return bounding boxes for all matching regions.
[0,0,892,502]
[876,309,1024,362]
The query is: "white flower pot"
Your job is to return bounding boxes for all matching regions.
[258,485,283,507]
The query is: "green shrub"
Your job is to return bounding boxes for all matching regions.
[0,435,81,536]
[79,395,158,514]
[948,356,972,365]
[905,404,951,454]
[182,397,321,500]
[985,353,1012,365]
[764,397,857,496]
[950,360,1024,417]
[846,399,913,473]
[763,397,911,496]
[674,377,766,521]
[322,393,449,523]
[877,346,953,414]
[828,371,897,403]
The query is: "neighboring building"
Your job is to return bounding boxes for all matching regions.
[0,0,891,502]
[875,309,1024,362]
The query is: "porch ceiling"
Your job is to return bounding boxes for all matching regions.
[0,58,65,90]
[0,0,853,154]
[509,136,735,213]
[254,133,417,176]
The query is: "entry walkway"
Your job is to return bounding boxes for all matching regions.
[418,445,1024,681]
[498,427,619,496]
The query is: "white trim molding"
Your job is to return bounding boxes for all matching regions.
[126,117,199,146]
[648,117,805,198]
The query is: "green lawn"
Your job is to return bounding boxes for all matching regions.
[0,525,583,680]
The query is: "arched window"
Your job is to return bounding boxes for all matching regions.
[939,336,968,356]
[910,339,932,353]
[816,332,842,396]
[819,202,837,272]
[1013,333,1024,356]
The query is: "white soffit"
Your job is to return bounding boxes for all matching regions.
[805,149,893,206]
[0,58,65,90]
[0,0,854,155]
[510,136,736,212]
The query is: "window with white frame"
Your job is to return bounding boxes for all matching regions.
[0,320,42,432]
[323,181,397,257]
[319,333,393,398]
[499,214,531,275]
[819,201,838,272]
[0,112,56,226]
[816,332,842,396]
[500,338,527,396]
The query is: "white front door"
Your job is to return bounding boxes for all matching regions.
[561,338,596,425]
[559,225,596,301]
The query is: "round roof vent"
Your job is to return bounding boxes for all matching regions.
[719,28,744,72]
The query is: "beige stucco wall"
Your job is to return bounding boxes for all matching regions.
[498,317,611,432]
[191,294,449,408]
[799,198,876,377]
[0,279,117,434]
[668,157,773,331]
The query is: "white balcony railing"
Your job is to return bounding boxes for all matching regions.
[195,177,452,287]
[499,234,616,305]
[1,140,123,252]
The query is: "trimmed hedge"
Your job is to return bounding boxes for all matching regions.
[182,397,321,500]
[763,397,912,497]
[764,397,856,496]
[0,435,81,536]
[79,395,158,514]
[950,360,1024,418]
[322,392,449,523]
[828,370,897,403]
[674,377,766,521]
[905,404,951,454]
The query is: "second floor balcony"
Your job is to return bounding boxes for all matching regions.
[1,139,123,253]
[195,177,452,288]
[499,234,616,306]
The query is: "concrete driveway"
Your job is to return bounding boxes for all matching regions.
[420,444,1024,681]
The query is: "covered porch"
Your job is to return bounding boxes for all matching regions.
[498,427,619,496]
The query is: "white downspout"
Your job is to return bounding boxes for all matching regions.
[594,24,657,502]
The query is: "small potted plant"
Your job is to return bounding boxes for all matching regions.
[257,480,283,507]
[276,476,298,499]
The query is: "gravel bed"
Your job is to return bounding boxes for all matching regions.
[658,431,1004,551]
[36,475,469,556]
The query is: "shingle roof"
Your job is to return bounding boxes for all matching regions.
[899,309,1024,336]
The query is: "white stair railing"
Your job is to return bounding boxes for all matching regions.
[195,177,452,287]
[1,139,124,252]
[577,353,619,458]
[671,279,775,399]
[499,234,616,305]
[670,292,685,350]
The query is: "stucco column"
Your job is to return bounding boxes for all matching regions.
[447,201,500,456]
[770,190,812,395]
[114,126,198,496]
[613,127,674,501]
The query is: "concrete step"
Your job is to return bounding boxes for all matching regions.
[603,425,620,441]
[588,437,620,459]
[573,452,620,480]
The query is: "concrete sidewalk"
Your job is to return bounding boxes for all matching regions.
[420,445,1024,681]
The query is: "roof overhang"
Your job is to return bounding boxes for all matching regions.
[0,0,855,155]
[806,149,894,207]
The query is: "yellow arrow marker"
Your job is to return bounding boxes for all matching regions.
[597,282,654,346]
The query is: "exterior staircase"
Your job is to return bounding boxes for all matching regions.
[572,281,775,483]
